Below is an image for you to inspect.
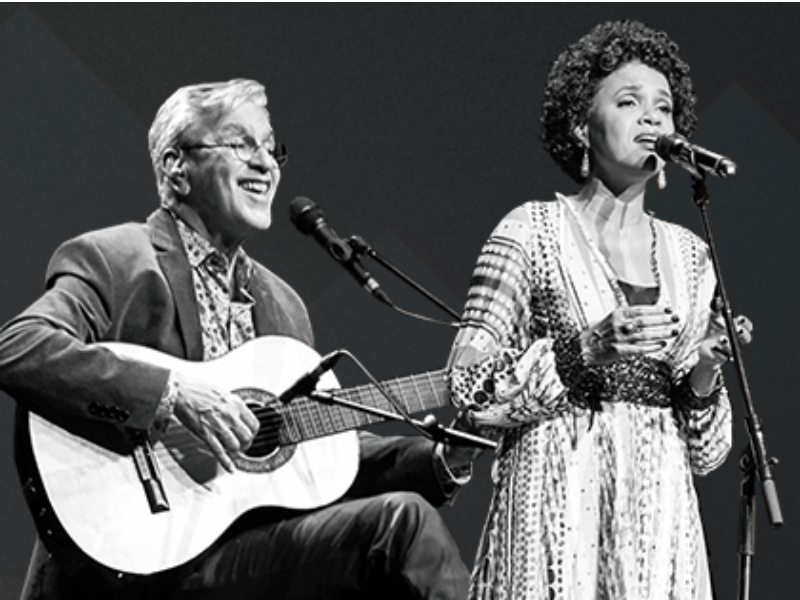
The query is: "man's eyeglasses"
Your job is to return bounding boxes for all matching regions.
[184,139,288,167]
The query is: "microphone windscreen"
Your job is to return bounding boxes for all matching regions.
[654,133,682,162]
[289,196,322,234]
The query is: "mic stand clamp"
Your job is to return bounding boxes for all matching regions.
[308,391,496,450]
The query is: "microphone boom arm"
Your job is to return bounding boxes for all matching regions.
[308,390,496,450]
[348,235,461,321]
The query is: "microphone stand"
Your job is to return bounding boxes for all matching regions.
[332,236,495,451]
[308,390,496,450]
[348,235,461,320]
[688,173,783,600]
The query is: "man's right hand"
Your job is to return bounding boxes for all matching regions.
[171,373,260,472]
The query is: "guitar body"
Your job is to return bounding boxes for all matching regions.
[24,336,360,575]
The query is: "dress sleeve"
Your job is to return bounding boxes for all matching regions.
[678,393,732,475]
[670,235,733,475]
[447,205,568,428]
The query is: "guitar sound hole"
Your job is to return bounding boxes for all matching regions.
[243,403,283,458]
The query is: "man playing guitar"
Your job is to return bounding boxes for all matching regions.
[0,79,479,600]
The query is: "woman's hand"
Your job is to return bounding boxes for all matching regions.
[697,313,753,369]
[581,305,681,365]
[689,312,753,395]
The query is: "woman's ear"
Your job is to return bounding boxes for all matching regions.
[162,148,190,197]
[573,124,589,148]
[574,124,592,179]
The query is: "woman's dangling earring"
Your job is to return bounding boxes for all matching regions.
[657,168,667,190]
[580,147,590,179]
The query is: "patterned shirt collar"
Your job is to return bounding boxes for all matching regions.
[169,210,254,298]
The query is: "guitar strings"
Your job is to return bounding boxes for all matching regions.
[154,370,448,458]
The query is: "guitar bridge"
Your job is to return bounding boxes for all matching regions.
[131,437,170,513]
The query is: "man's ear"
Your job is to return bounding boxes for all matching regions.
[162,148,190,197]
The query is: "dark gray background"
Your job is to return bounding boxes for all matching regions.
[0,4,797,598]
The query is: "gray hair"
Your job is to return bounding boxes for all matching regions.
[148,79,268,207]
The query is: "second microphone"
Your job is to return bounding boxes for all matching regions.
[289,197,392,306]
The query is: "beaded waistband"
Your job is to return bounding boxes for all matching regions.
[557,345,674,411]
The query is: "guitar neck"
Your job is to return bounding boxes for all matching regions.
[277,369,450,443]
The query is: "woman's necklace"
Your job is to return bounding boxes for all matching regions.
[562,197,660,307]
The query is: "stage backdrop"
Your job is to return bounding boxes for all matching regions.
[0,5,796,599]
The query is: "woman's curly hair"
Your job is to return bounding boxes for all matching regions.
[541,20,697,184]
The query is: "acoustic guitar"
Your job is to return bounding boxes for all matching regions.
[20,335,449,574]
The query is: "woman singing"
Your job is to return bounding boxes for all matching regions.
[447,20,752,600]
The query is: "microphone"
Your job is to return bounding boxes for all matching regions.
[289,197,392,306]
[655,133,737,178]
[278,350,344,404]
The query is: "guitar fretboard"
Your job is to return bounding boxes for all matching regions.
[263,369,449,446]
